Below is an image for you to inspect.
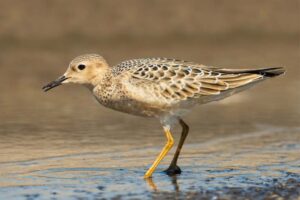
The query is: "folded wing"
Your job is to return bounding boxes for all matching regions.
[123,58,284,101]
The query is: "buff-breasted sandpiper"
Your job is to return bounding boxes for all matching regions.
[42,54,285,178]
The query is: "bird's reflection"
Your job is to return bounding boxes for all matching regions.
[145,175,180,192]
[171,175,180,192]
[145,178,158,191]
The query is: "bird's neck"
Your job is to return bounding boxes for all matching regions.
[88,68,114,89]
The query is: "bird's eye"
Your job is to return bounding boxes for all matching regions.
[78,64,86,70]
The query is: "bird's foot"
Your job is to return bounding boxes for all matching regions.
[163,165,181,176]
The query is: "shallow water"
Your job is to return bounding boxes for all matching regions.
[0,120,299,199]
[0,30,300,199]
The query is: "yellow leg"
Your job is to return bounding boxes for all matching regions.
[144,126,174,178]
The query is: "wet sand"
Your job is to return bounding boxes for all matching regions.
[0,37,299,199]
[0,124,299,199]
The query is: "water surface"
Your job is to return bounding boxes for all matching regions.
[0,34,299,199]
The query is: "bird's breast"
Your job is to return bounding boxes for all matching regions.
[92,83,171,117]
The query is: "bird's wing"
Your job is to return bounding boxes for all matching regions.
[112,58,207,75]
[116,58,280,101]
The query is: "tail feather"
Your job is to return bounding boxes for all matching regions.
[196,67,285,104]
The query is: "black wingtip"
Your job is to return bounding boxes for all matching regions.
[259,67,286,77]
[215,67,286,77]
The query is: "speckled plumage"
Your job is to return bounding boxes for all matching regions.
[43,54,285,178]
[91,57,281,120]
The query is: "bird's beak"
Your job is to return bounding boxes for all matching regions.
[42,75,69,92]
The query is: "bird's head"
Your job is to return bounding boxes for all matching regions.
[43,54,109,92]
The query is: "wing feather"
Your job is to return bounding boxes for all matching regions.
[116,58,267,102]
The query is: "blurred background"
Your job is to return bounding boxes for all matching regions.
[0,0,299,199]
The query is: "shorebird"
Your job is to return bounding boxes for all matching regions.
[42,54,284,178]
